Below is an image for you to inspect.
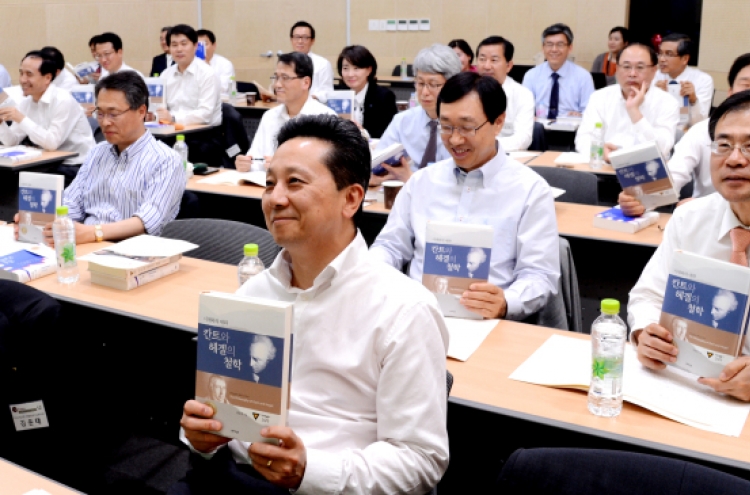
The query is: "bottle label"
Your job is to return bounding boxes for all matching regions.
[591,355,623,379]
[57,242,76,268]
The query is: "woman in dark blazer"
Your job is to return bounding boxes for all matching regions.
[337,45,398,138]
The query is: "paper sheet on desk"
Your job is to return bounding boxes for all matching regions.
[554,152,589,166]
[0,226,55,258]
[508,151,541,160]
[445,317,498,361]
[197,170,266,187]
[510,335,750,436]
[82,235,197,258]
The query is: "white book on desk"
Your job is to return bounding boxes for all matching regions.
[90,261,180,290]
[592,206,659,234]
[144,122,176,135]
[509,334,750,436]
[0,146,43,165]
[197,170,266,187]
[80,235,197,279]
[0,231,56,283]
[17,172,64,244]
[609,141,678,210]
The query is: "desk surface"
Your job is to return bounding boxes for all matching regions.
[2,457,82,495]
[0,150,78,171]
[232,101,279,110]
[152,124,218,138]
[528,151,616,176]
[447,321,750,471]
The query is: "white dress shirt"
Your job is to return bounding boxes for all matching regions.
[667,118,714,198]
[208,53,236,97]
[0,85,95,165]
[51,68,79,91]
[246,97,336,157]
[0,64,10,88]
[307,52,334,103]
[652,66,714,125]
[375,107,451,169]
[161,58,222,126]
[575,84,680,159]
[499,77,534,151]
[100,62,145,80]
[184,233,450,494]
[370,149,560,319]
[353,83,367,125]
[628,193,750,356]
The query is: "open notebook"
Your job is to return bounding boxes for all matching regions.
[197,170,266,187]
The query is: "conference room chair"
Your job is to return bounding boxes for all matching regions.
[161,218,281,267]
[495,447,750,495]
[678,178,694,201]
[236,81,259,95]
[530,166,599,205]
[391,64,414,78]
[220,103,251,169]
[535,237,582,333]
[528,122,548,151]
[88,116,105,143]
[507,64,533,84]
[175,191,201,220]
[590,72,608,90]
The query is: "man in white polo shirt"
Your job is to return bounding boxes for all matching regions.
[289,21,333,103]
[96,32,145,80]
[197,29,235,98]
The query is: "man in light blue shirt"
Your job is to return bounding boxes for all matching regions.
[371,73,560,320]
[522,23,594,117]
[371,44,461,185]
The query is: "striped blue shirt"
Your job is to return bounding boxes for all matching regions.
[64,130,185,235]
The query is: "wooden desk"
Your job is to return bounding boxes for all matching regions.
[2,457,83,495]
[151,124,218,139]
[0,150,78,171]
[555,202,667,248]
[231,101,279,110]
[528,151,616,176]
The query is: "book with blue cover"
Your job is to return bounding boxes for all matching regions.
[196,291,293,443]
[422,221,494,320]
[70,84,95,106]
[17,172,64,243]
[609,141,679,210]
[144,77,165,112]
[0,244,56,283]
[325,90,354,119]
[371,143,410,176]
[592,205,659,234]
[659,250,750,378]
[0,146,43,166]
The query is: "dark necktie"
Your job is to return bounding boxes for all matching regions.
[547,72,560,119]
[420,120,438,169]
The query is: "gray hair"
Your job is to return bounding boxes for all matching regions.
[413,44,462,80]
[542,23,574,45]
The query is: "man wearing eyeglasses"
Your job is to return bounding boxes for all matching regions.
[575,43,679,162]
[235,52,336,172]
[12,71,185,246]
[628,89,750,402]
[289,21,333,103]
[522,23,594,117]
[96,32,144,81]
[651,33,713,129]
[371,72,560,322]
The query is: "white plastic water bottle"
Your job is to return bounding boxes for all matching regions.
[400,58,408,80]
[237,243,265,286]
[588,299,627,417]
[173,134,191,180]
[589,122,604,170]
[52,205,79,285]
[229,75,237,102]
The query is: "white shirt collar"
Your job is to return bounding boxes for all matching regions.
[719,199,750,241]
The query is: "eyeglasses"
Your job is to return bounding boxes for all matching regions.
[710,140,750,159]
[291,36,312,41]
[270,74,302,83]
[415,81,444,92]
[439,120,489,137]
[94,108,131,121]
[617,64,655,73]
[543,42,569,49]
[657,51,681,58]
[95,51,116,60]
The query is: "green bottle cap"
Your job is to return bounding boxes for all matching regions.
[56,205,69,216]
[176,134,185,141]
[601,299,620,315]
[244,243,258,256]
[595,122,603,129]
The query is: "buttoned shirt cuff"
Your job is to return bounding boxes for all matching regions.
[179,428,221,460]
[296,448,341,494]
[503,290,523,320]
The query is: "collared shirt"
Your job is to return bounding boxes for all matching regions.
[246,97,336,157]
[307,52,334,103]
[668,118,714,198]
[652,66,714,125]
[353,83,368,125]
[208,53,236,97]
[51,68,79,91]
[499,77,535,151]
[575,83,680,158]
[370,150,560,319]
[375,107,450,170]
[0,85,95,165]
[0,64,10,88]
[100,62,145,80]
[628,192,750,356]
[63,130,185,235]
[522,60,595,115]
[161,58,222,126]
[183,233,450,494]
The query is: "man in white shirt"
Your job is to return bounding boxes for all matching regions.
[197,29,235,98]
[652,33,714,128]
[575,43,680,162]
[619,53,750,216]
[0,64,10,88]
[371,72,560,321]
[176,114,449,494]
[0,50,94,183]
[95,32,145,80]
[289,21,333,103]
[40,46,78,91]
[476,35,534,151]
[628,90,750,402]
[235,52,335,171]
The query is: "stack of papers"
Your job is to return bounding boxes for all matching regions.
[197,170,266,187]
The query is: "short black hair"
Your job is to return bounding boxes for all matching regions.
[22,51,58,81]
[161,26,172,33]
[40,46,65,72]
[476,36,515,63]
[337,45,377,82]
[448,39,474,65]
[89,35,101,48]
[437,72,506,122]
[617,42,658,66]
[96,32,123,52]
[290,21,315,40]
[542,23,573,45]
[196,29,216,44]
[95,70,149,111]
[661,33,691,58]
[276,115,370,227]
[729,53,750,88]
[609,26,630,44]
[277,52,314,83]
[167,24,198,45]
[709,89,750,140]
